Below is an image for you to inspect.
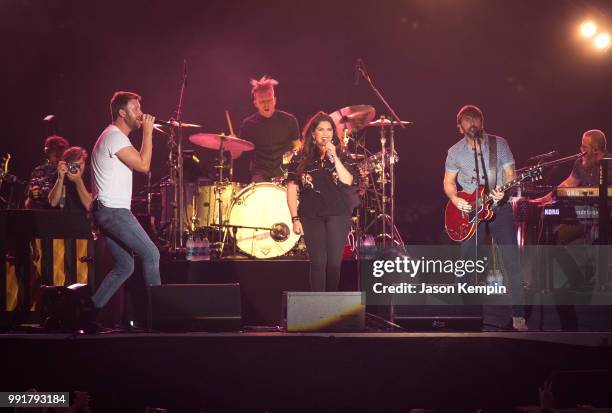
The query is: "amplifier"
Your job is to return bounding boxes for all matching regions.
[148,284,241,332]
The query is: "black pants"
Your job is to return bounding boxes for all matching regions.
[461,203,525,317]
[301,215,352,292]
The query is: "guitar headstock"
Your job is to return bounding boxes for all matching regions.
[523,165,544,182]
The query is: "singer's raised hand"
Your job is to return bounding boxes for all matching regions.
[325,140,338,161]
[142,114,155,136]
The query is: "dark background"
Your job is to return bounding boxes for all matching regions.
[2,0,612,242]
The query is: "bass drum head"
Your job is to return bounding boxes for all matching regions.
[228,182,300,259]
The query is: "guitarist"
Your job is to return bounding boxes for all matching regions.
[443,105,527,331]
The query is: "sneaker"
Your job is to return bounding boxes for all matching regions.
[512,316,528,331]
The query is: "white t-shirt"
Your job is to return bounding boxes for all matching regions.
[92,124,134,209]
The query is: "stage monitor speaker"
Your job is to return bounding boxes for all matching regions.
[40,283,97,333]
[392,305,483,331]
[149,284,241,332]
[282,291,365,332]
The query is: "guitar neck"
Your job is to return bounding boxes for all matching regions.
[482,171,530,203]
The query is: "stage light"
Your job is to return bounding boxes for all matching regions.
[580,21,597,38]
[593,32,611,50]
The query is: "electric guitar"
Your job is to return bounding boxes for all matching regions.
[444,166,543,242]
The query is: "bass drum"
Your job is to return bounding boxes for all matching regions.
[228,182,300,259]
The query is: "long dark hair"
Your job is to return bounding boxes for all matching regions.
[297,111,346,175]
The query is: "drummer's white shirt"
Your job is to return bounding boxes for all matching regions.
[92,124,133,209]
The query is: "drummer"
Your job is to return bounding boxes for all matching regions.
[238,75,300,182]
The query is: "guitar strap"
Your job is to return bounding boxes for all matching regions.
[488,135,497,191]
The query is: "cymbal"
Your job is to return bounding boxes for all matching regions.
[349,153,366,160]
[189,133,255,152]
[367,117,413,127]
[330,105,376,136]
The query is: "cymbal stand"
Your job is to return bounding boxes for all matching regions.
[167,60,188,255]
[389,123,397,243]
[379,117,388,247]
[166,127,179,251]
[356,59,406,249]
[216,137,227,230]
[212,136,234,254]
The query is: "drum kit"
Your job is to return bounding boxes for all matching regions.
[147,104,411,260]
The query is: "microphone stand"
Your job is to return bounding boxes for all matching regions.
[516,152,584,173]
[472,134,482,274]
[356,60,406,249]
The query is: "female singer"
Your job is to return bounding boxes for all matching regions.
[286,111,358,291]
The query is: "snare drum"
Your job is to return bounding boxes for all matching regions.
[228,182,300,259]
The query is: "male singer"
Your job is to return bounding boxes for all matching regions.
[90,91,161,310]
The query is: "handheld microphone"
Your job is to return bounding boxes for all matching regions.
[325,137,336,164]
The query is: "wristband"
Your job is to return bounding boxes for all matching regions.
[291,216,301,222]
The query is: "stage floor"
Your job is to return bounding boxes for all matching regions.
[2,330,612,413]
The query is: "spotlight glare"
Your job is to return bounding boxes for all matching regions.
[594,32,611,50]
[580,21,597,38]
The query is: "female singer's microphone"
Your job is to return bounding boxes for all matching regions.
[324,138,335,164]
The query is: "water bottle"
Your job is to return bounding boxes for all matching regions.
[202,236,210,260]
[186,234,195,261]
[487,269,504,294]
[486,272,495,287]
[193,235,203,261]
[494,270,504,288]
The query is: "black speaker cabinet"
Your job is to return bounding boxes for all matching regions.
[149,284,241,332]
[392,305,483,331]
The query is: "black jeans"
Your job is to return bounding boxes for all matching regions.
[461,203,525,317]
[301,215,352,292]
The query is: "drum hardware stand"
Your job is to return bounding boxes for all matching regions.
[355,59,406,249]
[358,127,404,248]
[166,59,189,256]
[213,136,232,247]
[225,110,237,182]
[206,110,240,251]
[145,171,158,236]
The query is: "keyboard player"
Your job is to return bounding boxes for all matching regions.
[532,129,609,243]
